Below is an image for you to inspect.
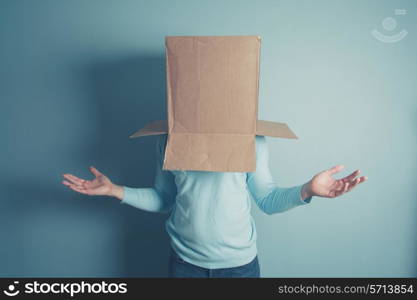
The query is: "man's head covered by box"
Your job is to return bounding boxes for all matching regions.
[130,36,297,172]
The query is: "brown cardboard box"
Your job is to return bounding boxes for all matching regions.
[129,36,297,172]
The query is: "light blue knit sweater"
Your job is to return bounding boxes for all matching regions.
[121,135,312,269]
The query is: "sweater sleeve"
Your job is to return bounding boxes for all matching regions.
[247,136,313,215]
[120,135,177,213]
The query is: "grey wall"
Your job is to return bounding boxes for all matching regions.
[1,0,416,277]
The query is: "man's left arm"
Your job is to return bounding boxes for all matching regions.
[247,136,367,215]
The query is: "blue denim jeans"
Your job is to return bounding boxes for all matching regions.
[168,248,261,278]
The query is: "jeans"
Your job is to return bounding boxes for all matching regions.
[168,248,261,278]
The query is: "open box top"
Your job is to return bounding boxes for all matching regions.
[129,36,297,172]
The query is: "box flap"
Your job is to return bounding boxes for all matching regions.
[256,120,298,139]
[129,120,168,138]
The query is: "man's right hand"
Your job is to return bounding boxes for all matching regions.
[62,166,124,200]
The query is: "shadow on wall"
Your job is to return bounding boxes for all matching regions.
[0,55,170,277]
[87,54,170,277]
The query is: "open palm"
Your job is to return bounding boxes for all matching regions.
[62,166,113,196]
[309,165,367,198]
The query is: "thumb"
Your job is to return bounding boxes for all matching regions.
[326,164,344,175]
[89,166,103,178]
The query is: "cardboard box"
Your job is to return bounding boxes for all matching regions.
[129,36,297,172]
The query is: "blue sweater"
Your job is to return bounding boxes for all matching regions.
[121,135,313,269]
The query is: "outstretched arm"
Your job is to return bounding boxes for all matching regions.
[247,136,367,215]
[62,135,176,213]
[247,136,312,215]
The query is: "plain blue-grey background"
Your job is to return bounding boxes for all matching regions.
[1,0,416,277]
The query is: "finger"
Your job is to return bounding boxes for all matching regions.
[346,176,368,192]
[83,181,94,188]
[332,180,345,191]
[334,170,361,190]
[62,180,82,189]
[327,190,336,198]
[63,174,86,186]
[328,181,348,197]
[343,182,349,192]
[89,166,103,178]
[341,170,360,183]
[62,180,73,187]
[69,186,91,195]
[329,189,344,198]
[65,182,91,195]
[327,165,345,175]
[357,176,368,184]
[346,177,360,192]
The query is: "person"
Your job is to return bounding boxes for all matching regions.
[62,135,367,278]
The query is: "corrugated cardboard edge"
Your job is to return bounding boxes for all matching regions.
[256,120,298,139]
[129,119,298,139]
[129,120,168,138]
